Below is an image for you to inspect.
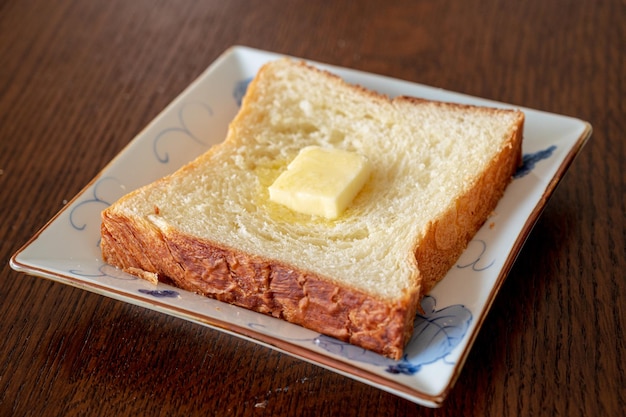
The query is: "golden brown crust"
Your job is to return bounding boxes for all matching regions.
[101,212,418,359]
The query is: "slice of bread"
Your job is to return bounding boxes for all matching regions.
[101,58,524,359]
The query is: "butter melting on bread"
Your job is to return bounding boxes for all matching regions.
[268,145,372,219]
[100,58,524,359]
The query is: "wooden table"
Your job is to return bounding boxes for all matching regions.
[1,0,623,415]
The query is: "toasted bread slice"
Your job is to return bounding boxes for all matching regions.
[101,59,524,359]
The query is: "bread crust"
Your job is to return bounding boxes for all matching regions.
[412,108,525,296]
[100,59,524,360]
[101,212,419,359]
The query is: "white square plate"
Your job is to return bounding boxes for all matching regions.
[10,46,591,407]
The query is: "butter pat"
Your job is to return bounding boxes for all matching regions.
[268,146,371,219]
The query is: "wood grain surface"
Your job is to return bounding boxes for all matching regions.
[1,0,624,415]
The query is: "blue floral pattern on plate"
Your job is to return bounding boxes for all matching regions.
[153,102,214,163]
[138,289,179,298]
[312,296,472,375]
[515,145,557,178]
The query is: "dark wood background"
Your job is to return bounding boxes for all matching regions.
[1,0,623,415]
